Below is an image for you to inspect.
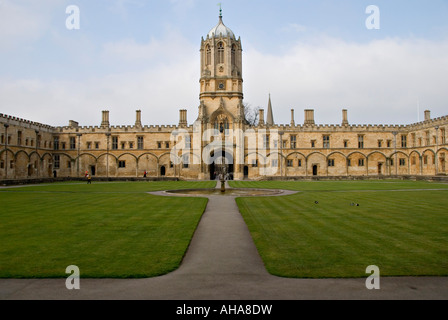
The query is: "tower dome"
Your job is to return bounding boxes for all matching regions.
[207,11,235,39]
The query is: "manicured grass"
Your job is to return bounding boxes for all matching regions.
[0,181,215,278]
[231,180,448,278]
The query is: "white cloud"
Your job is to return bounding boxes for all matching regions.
[244,36,448,125]
[281,23,308,34]
[0,31,200,127]
[1,31,447,128]
[0,0,60,50]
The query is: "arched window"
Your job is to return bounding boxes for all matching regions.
[206,45,211,66]
[214,114,229,134]
[217,42,224,64]
[231,44,236,67]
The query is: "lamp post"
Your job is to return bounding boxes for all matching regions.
[35,130,39,178]
[435,126,439,175]
[76,133,82,178]
[172,132,177,179]
[4,124,9,179]
[105,133,111,178]
[279,131,284,179]
[393,131,398,175]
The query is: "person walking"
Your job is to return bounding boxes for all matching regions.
[87,173,92,184]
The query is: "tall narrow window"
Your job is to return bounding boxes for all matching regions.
[217,42,224,64]
[358,135,364,149]
[182,154,189,168]
[263,135,269,149]
[401,135,407,148]
[54,137,59,150]
[137,136,144,150]
[112,136,118,150]
[231,44,236,67]
[323,135,330,148]
[441,128,446,144]
[290,135,296,149]
[17,131,22,145]
[54,155,60,169]
[206,45,211,66]
[70,137,76,150]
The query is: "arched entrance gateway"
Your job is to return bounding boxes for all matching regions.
[208,149,234,180]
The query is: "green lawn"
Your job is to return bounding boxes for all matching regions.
[230,180,448,278]
[2,179,447,279]
[0,181,214,278]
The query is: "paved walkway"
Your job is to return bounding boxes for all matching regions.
[1,182,447,300]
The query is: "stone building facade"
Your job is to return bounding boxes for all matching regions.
[1,13,447,181]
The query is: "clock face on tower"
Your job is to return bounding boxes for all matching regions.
[218,82,225,90]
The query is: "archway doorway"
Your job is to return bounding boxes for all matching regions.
[90,165,96,176]
[208,149,234,180]
[243,166,249,179]
[160,165,166,176]
[312,165,318,176]
[378,162,383,175]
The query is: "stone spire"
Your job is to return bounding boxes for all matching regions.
[266,94,274,126]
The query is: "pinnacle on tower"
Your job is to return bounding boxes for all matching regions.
[266,94,274,126]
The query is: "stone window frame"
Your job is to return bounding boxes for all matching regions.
[137,136,144,150]
[323,135,330,149]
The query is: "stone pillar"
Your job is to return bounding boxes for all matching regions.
[290,109,295,126]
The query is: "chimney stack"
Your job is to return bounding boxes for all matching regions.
[304,109,315,125]
[342,109,349,126]
[424,110,431,121]
[258,109,265,126]
[69,120,79,128]
[135,110,142,127]
[179,109,187,127]
[101,110,110,127]
[290,109,295,126]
